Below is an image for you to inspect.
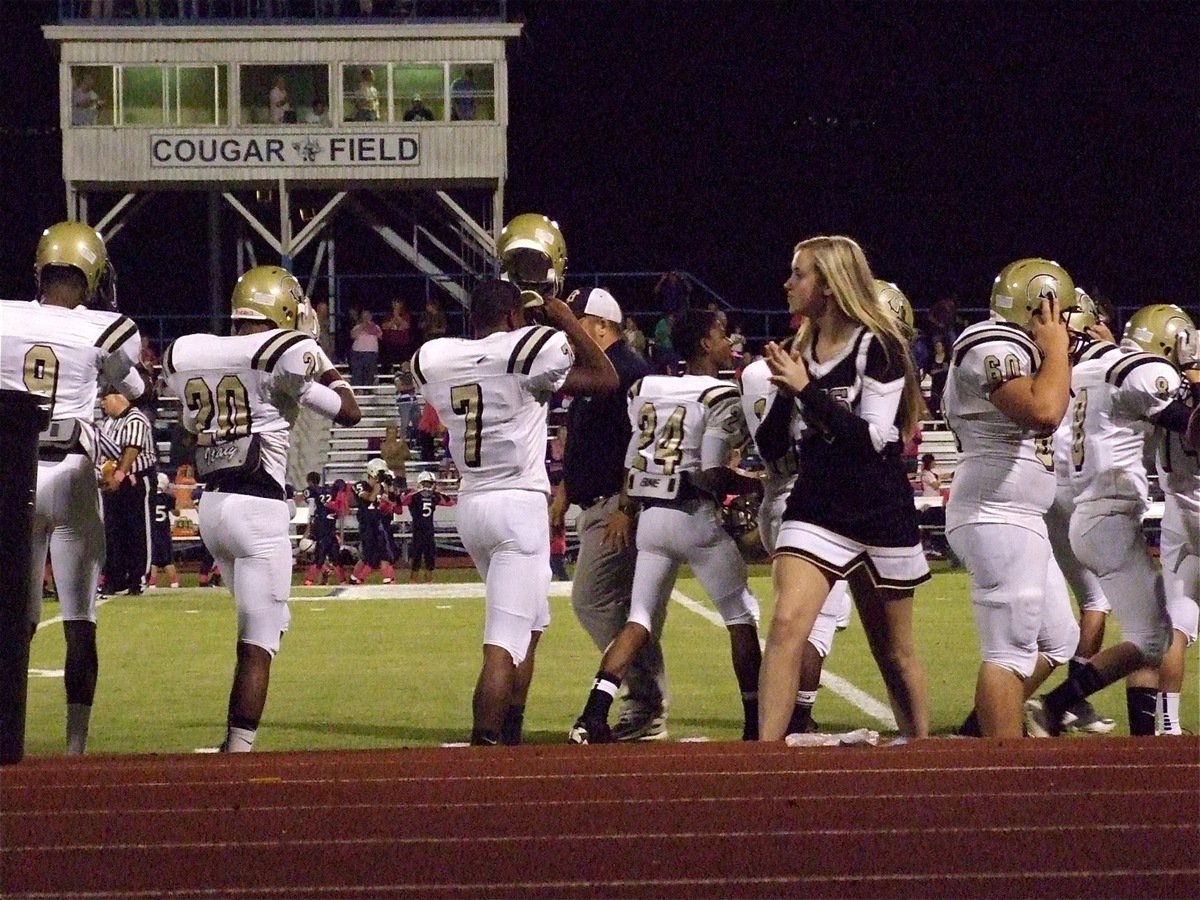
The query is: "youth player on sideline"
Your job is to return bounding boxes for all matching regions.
[302,471,345,587]
[161,266,360,752]
[413,279,617,746]
[756,237,930,742]
[1026,305,1197,736]
[149,473,180,589]
[0,221,144,754]
[569,308,763,744]
[401,471,454,584]
[943,258,1077,739]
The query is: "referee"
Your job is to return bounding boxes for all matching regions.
[100,389,156,595]
[558,288,669,741]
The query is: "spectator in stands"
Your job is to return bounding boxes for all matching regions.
[902,423,922,476]
[415,399,445,462]
[653,270,691,314]
[652,309,678,374]
[349,309,381,385]
[403,94,435,122]
[728,321,746,367]
[379,298,415,374]
[422,297,448,342]
[269,75,291,124]
[925,335,950,417]
[138,334,160,369]
[379,422,410,478]
[305,98,331,127]
[918,454,949,560]
[393,361,420,440]
[71,71,101,126]
[623,315,647,358]
[352,68,380,122]
[919,453,941,497]
[312,300,337,360]
[450,68,476,120]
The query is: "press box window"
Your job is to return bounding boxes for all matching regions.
[70,66,115,127]
[449,64,495,122]
[393,64,444,122]
[343,64,388,123]
[240,65,331,126]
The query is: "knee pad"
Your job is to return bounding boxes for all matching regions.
[807,609,837,658]
[716,587,760,628]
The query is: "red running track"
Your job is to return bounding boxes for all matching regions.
[2,737,1197,898]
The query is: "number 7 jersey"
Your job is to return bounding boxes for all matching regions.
[413,325,574,496]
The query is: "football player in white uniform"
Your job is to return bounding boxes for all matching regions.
[0,221,144,754]
[757,238,930,742]
[161,266,360,752]
[1026,305,1196,736]
[741,343,852,735]
[569,308,762,744]
[413,278,616,746]
[1150,313,1200,734]
[942,258,1079,739]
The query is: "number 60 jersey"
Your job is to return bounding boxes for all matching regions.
[413,324,574,496]
[161,328,328,492]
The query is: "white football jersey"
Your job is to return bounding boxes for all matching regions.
[162,329,328,490]
[0,299,143,438]
[944,321,1057,523]
[1155,406,1200,521]
[413,325,574,495]
[624,373,747,497]
[740,358,798,504]
[1069,347,1180,507]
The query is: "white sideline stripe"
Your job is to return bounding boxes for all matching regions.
[668,589,899,731]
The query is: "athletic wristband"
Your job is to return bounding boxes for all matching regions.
[328,379,352,392]
[299,381,344,419]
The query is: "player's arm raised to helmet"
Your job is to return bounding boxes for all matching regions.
[990,296,1071,432]
[308,343,362,427]
[541,296,618,395]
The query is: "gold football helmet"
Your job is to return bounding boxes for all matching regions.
[496,213,567,304]
[874,279,914,331]
[989,258,1074,328]
[1065,287,1099,333]
[35,221,116,309]
[1122,304,1196,365]
[230,266,305,330]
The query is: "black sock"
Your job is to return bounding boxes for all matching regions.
[1044,662,1107,719]
[470,728,500,746]
[581,672,619,722]
[500,704,525,746]
[1126,688,1157,736]
[958,710,982,738]
[228,713,259,731]
[787,704,813,735]
[741,691,759,741]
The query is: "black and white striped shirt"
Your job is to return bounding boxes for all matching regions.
[102,406,156,475]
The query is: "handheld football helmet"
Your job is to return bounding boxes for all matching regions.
[1065,287,1099,333]
[157,472,170,493]
[874,279,914,331]
[230,266,307,330]
[35,221,116,310]
[496,213,567,304]
[365,458,391,480]
[989,258,1074,328]
[417,470,435,487]
[1122,304,1196,366]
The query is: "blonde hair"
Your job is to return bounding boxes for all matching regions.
[793,235,925,439]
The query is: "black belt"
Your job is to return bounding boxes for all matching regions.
[577,492,618,511]
[204,477,286,502]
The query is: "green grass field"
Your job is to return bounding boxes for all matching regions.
[23,563,1198,755]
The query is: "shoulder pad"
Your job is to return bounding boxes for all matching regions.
[952,324,1038,368]
[95,314,138,354]
[251,330,309,372]
[506,325,559,375]
[1107,351,1170,388]
[698,383,740,408]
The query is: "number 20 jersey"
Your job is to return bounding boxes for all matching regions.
[413,325,574,496]
[944,320,1056,524]
[162,328,326,491]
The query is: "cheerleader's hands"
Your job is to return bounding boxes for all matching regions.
[764,340,810,396]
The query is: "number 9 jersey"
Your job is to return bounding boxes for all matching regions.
[943,320,1058,524]
[412,324,574,495]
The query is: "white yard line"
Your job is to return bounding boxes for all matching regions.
[306,581,898,731]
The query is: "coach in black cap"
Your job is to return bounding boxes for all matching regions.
[557,287,669,741]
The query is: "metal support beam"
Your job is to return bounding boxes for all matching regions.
[436,189,494,255]
[222,192,283,256]
[278,178,292,267]
[291,191,347,258]
[94,192,154,240]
